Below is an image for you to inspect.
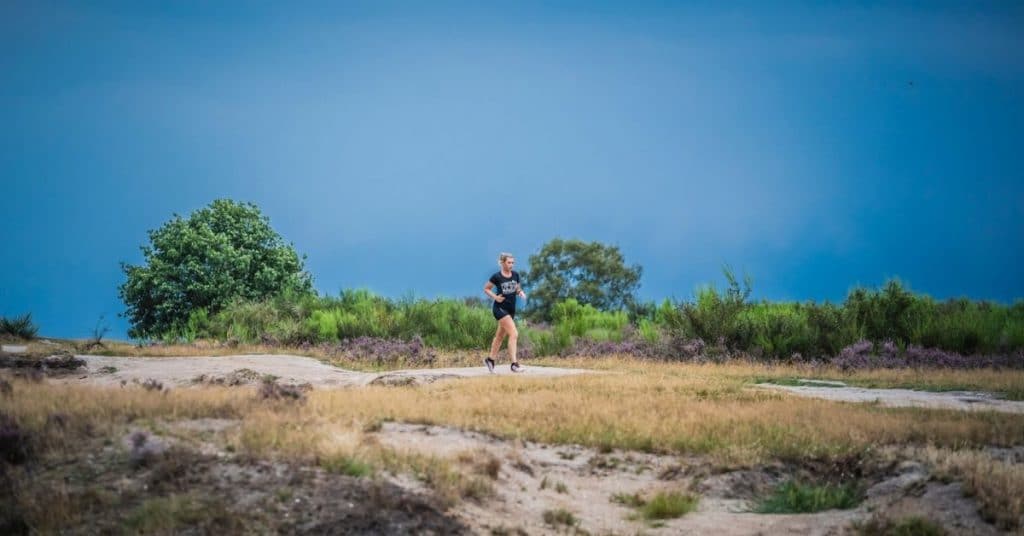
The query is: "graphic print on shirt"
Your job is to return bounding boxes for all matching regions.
[500,280,518,295]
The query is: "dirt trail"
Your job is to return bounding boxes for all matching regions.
[758,379,1024,414]
[71,354,590,388]
[69,355,1024,415]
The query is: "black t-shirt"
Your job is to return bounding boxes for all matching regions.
[489,271,520,310]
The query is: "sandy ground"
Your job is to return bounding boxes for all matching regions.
[758,379,1024,414]
[70,354,1024,415]
[373,422,999,535]
[70,354,591,388]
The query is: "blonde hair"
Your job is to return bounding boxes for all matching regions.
[498,252,514,266]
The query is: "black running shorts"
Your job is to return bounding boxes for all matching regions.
[492,302,515,321]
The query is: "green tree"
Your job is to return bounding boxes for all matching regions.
[526,238,643,320]
[119,199,313,339]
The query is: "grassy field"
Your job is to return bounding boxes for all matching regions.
[4,357,1023,531]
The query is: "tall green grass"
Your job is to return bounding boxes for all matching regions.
[150,276,1024,360]
[755,480,861,513]
[186,289,495,350]
[637,277,1024,359]
[551,298,628,344]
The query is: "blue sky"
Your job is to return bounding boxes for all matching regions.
[2,1,1022,339]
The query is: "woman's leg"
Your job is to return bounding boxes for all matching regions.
[498,316,518,363]
[489,323,506,359]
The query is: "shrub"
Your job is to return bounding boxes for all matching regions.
[678,267,752,348]
[119,199,313,338]
[394,298,494,349]
[736,303,814,359]
[0,313,38,340]
[843,279,921,346]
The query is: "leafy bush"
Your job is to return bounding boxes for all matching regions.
[913,298,1024,355]
[211,299,286,343]
[551,299,629,339]
[527,238,643,320]
[844,280,922,346]
[736,303,813,359]
[119,199,313,339]
[678,267,752,348]
[637,319,662,345]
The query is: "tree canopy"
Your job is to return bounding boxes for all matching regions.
[526,238,642,319]
[119,199,312,339]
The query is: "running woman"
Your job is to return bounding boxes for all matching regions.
[483,252,527,373]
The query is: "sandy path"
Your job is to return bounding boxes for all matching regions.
[70,355,1024,415]
[72,354,590,388]
[758,380,1024,414]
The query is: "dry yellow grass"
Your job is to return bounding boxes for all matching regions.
[5,361,1023,466]
[231,405,493,505]
[67,342,1024,398]
[88,340,328,359]
[303,372,1023,465]
[3,381,245,428]
[891,446,1024,531]
[4,359,1023,531]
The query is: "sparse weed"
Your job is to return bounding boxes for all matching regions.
[637,491,698,520]
[755,480,861,514]
[122,494,241,533]
[321,454,373,477]
[611,491,645,508]
[856,516,946,536]
[542,508,578,528]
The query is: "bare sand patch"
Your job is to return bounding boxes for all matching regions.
[758,380,1024,414]
[372,423,1002,535]
[68,354,590,388]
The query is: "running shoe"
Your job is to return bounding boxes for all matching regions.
[484,357,496,373]
[511,362,523,373]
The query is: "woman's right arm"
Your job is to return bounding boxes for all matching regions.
[483,281,503,302]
